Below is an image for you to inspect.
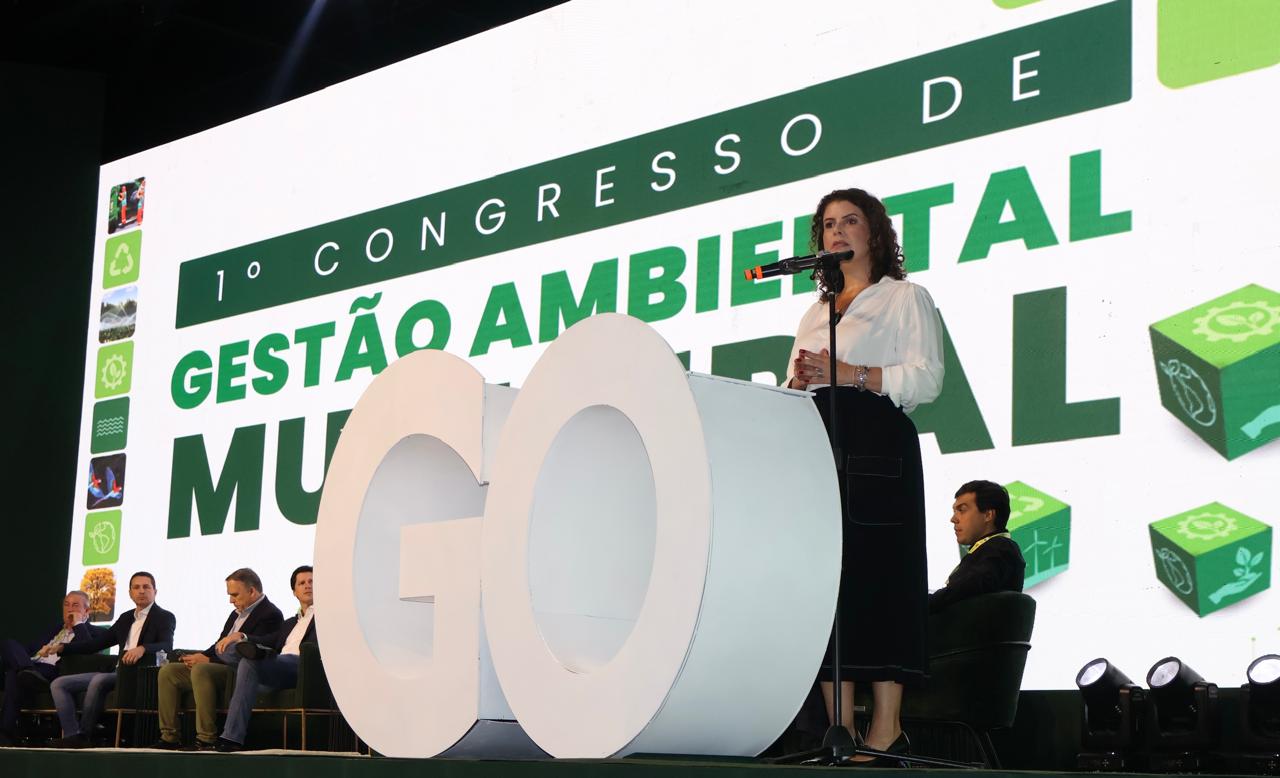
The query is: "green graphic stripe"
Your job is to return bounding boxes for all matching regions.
[175,0,1131,328]
[1157,0,1280,89]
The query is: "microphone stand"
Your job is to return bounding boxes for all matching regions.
[760,256,975,769]
[768,254,855,765]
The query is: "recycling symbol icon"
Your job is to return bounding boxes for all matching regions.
[109,242,135,277]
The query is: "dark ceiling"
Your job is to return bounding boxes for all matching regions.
[1,0,565,163]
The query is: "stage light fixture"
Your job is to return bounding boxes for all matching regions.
[1236,653,1280,771]
[1247,655,1280,699]
[1147,657,1206,722]
[1075,658,1144,770]
[1143,656,1218,771]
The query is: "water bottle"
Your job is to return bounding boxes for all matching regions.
[155,649,167,667]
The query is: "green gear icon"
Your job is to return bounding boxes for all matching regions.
[1176,511,1238,541]
[101,353,128,390]
[1191,300,1280,343]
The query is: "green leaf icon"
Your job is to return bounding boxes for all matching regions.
[1253,551,1265,566]
[1237,546,1251,565]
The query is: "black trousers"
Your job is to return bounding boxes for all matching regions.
[1,638,57,730]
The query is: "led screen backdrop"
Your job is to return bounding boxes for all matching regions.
[69,0,1279,689]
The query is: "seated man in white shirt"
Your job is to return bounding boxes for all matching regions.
[50,572,176,747]
[215,565,316,752]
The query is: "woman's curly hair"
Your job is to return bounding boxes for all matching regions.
[808,188,906,301]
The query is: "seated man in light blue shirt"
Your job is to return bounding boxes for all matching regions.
[215,566,316,752]
[154,568,283,750]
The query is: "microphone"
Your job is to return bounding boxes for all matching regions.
[743,249,852,281]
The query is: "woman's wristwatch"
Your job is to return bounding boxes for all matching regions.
[854,365,869,391]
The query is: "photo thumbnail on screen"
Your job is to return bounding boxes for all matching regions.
[98,285,138,343]
[107,177,145,234]
[86,453,126,510]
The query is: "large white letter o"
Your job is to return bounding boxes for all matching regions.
[482,314,840,758]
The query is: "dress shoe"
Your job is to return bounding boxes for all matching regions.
[189,739,218,752]
[150,737,182,750]
[214,737,245,752]
[51,733,90,749]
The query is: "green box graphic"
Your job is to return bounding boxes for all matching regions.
[1149,284,1280,460]
[1006,481,1071,588]
[1149,502,1271,616]
[103,230,142,288]
[94,341,134,399]
[89,397,130,454]
[82,509,122,566]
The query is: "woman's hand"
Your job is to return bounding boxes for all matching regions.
[792,349,883,392]
[794,348,848,386]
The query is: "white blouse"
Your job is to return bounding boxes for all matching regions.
[784,277,945,413]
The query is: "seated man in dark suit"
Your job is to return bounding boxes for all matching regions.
[930,480,1026,612]
[0,591,100,746]
[155,567,283,750]
[49,571,176,747]
[216,565,316,751]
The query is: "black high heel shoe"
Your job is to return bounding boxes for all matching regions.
[884,731,910,755]
[848,730,911,767]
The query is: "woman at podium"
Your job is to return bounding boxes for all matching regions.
[785,187,944,761]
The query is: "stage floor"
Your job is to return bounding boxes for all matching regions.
[0,746,1220,778]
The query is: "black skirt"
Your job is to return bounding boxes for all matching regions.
[813,387,928,686]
